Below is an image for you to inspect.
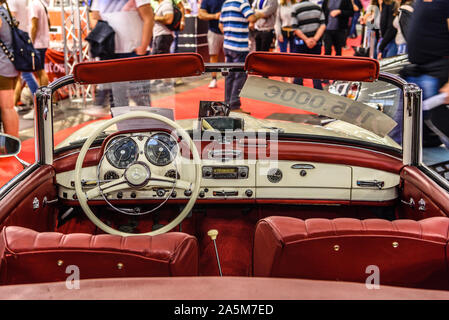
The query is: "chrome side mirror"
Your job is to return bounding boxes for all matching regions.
[0,133,21,158]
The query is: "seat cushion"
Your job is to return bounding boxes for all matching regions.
[253,216,449,290]
[0,226,198,285]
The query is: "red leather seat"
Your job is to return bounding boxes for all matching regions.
[0,226,199,285]
[253,216,449,290]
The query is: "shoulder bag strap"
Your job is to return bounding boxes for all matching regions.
[37,0,51,29]
[0,9,15,63]
[1,2,17,28]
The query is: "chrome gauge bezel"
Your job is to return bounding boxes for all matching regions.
[105,136,139,169]
[144,132,179,166]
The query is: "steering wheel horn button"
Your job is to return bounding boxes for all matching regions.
[124,162,151,188]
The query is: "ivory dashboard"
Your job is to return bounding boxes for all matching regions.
[55,132,401,205]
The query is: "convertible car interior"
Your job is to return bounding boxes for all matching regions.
[1,52,449,296]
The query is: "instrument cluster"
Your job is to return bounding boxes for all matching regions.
[105,132,178,169]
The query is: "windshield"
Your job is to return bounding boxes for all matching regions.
[52,70,403,153]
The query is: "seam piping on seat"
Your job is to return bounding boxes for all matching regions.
[59,234,65,247]
[32,231,39,250]
[89,234,94,249]
[391,220,399,233]
[304,220,309,238]
[120,235,125,251]
[330,219,337,236]
[418,221,423,240]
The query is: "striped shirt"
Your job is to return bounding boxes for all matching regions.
[291,0,325,38]
[219,0,255,52]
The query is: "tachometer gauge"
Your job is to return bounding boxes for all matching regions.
[106,137,139,169]
[145,132,178,166]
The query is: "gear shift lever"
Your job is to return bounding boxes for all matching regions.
[207,229,222,276]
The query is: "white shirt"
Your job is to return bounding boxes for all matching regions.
[29,0,50,49]
[8,0,29,32]
[153,0,174,37]
[393,4,413,46]
[91,0,152,53]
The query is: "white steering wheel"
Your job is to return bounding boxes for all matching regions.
[74,111,201,236]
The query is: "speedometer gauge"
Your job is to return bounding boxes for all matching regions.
[106,137,139,169]
[145,132,178,166]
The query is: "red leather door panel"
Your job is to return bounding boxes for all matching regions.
[400,166,449,219]
[0,165,57,232]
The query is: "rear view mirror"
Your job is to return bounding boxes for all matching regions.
[0,134,21,158]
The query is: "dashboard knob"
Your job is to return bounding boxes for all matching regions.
[117,191,123,199]
[245,189,253,197]
[130,192,137,199]
[157,189,166,197]
[171,191,177,198]
[184,190,192,197]
[199,190,205,198]
[300,170,307,177]
[240,171,247,178]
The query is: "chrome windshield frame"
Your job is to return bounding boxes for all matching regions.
[40,66,418,166]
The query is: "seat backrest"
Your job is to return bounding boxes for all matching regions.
[0,226,198,285]
[253,216,449,290]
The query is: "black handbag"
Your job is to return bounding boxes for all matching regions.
[85,20,115,60]
[0,2,42,72]
[166,0,182,32]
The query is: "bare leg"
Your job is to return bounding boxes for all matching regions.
[210,54,218,79]
[36,69,49,87]
[0,89,19,137]
[13,77,24,106]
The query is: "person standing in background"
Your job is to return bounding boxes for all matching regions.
[22,0,50,119]
[90,0,154,107]
[291,0,326,89]
[251,0,278,52]
[348,0,362,38]
[199,0,225,89]
[219,0,262,113]
[392,0,413,54]
[90,0,154,58]
[0,0,19,137]
[360,0,380,57]
[9,0,39,111]
[275,0,297,54]
[400,0,449,149]
[377,0,398,59]
[322,0,354,56]
[153,0,175,55]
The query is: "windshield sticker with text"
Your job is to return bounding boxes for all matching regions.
[240,76,397,137]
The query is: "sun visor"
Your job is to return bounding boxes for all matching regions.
[73,53,205,84]
[245,52,380,82]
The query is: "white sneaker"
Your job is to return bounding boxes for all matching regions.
[22,110,34,120]
[208,78,217,89]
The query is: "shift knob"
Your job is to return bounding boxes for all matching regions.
[207,229,219,241]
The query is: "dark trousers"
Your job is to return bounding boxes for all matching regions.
[293,41,323,90]
[324,29,346,56]
[152,34,174,54]
[349,12,360,37]
[278,30,296,53]
[254,30,274,52]
[224,49,248,110]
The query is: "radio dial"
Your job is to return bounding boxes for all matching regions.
[245,189,253,197]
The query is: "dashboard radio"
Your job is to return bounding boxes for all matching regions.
[202,166,249,179]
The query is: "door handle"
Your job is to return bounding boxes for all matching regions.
[356,180,385,189]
